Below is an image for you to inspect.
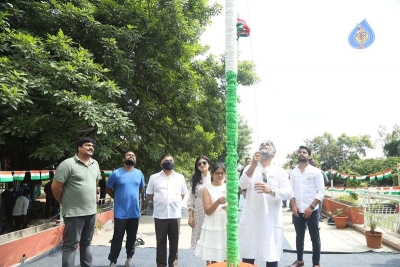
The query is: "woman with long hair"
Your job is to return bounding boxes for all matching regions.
[187,155,212,249]
[195,162,227,265]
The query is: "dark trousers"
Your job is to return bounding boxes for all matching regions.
[98,192,106,206]
[62,214,96,267]
[154,218,180,267]
[13,215,27,230]
[108,218,139,263]
[243,258,278,267]
[45,197,59,217]
[5,207,14,227]
[292,210,321,265]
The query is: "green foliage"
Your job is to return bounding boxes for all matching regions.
[378,124,400,157]
[335,195,357,204]
[365,202,384,234]
[0,0,259,176]
[392,173,399,186]
[333,208,344,216]
[349,192,359,201]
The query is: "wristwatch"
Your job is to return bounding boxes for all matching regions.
[309,204,315,210]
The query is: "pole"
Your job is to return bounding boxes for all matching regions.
[225,0,239,266]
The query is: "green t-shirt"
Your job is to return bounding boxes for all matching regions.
[54,155,101,217]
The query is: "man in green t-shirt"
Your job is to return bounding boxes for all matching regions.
[52,137,101,267]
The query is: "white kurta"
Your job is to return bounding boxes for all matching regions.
[239,163,293,262]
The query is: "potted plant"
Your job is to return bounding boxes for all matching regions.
[333,208,348,229]
[364,203,383,248]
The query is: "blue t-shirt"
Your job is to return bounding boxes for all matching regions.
[107,167,145,219]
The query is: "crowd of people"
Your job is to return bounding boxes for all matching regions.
[1,179,53,232]
[1,137,327,267]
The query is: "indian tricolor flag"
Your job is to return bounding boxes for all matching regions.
[30,170,41,180]
[0,171,13,182]
[376,172,384,181]
[383,169,392,179]
[41,170,50,180]
[13,171,25,181]
[103,170,112,177]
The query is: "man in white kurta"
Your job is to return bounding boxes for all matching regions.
[239,140,293,267]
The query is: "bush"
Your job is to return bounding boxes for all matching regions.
[392,173,399,186]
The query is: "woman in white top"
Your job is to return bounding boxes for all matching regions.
[195,162,227,265]
[187,155,212,249]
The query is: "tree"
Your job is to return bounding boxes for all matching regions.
[286,132,373,170]
[0,1,259,177]
[378,124,400,157]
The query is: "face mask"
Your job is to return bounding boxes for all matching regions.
[125,159,136,166]
[162,161,175,171]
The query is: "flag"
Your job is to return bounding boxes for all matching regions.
[102,170,112,176]
[356,175,367,180]
[13,171,25,181]
[41,170,50,180]
[30,170,41,180]
[0,171,13,182]
[383,169,392,179]
[376,172,384,181]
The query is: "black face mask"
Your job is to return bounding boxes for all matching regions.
[162,161,175,171]
[125,158,136,166]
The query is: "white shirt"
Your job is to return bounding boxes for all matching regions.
[13,196,29,216]
[239,163,293,261]
[289,165,325,213]
[146,170,188,219]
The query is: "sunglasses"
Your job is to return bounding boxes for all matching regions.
[262,171,268,183]
[214,172,225,176]
[197,161,208,167]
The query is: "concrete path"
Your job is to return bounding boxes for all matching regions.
[22,195,400,267]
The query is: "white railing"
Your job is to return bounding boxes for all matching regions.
[361,192,400,234]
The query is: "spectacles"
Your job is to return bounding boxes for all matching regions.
[262,171,268,183]
[197,161,208,167]
[214,172,225,176]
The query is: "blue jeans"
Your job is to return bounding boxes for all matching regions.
[62,214,96,267]
[292,210,321,266]
[108,218,139,263]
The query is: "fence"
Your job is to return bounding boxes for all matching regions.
[361,192,400,234]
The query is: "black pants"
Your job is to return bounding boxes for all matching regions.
[45,197,59,217]
[242,258,278,267]
[292,211,321,265]
[5,207,14,227]
[154,218,180,267]
[13,215,27,230]
[108,218,139,263]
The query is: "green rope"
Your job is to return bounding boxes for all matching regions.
[225,70,240,267]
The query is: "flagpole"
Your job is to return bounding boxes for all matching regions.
[225,0,240,266]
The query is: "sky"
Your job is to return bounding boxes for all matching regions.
[200,0,400,166]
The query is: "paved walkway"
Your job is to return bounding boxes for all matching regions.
[22,195,400,267]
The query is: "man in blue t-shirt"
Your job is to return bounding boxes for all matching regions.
[106,151,145,267]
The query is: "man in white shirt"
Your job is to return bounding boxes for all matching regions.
[239,140,293,267]
[146,153,188,267]
[12,189,31,230]
[289,146,325,267]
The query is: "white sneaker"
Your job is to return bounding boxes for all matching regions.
[124,258,133,267]
[110,262,117,267]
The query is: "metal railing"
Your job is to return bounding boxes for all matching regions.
[361,192,400,234]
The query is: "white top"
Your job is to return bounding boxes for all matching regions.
[289,165,325,212]
[146,170,188,219]
[13,196,29,216]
